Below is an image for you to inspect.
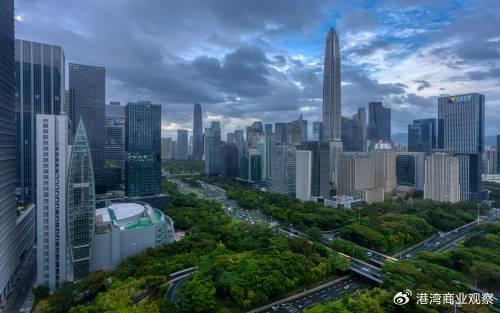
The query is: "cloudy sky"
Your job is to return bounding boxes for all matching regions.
[14,0,500,140]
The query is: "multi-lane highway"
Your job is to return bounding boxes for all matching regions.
[255,277,372,313]
[165,267,197,304]
[171,178,498,312]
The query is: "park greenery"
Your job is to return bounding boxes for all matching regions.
[305,222,500,313]
[205,178,486,254]
[34,179,349,313]
[162,159,204,174]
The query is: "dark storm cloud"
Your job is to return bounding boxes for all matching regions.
[348,39,390,57]
[14,0,500,135]
[414,80,431,91]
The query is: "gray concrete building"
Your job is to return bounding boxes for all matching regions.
[91,201,175,272]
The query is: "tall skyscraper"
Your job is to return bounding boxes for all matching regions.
[105,103,125,179]
[322,28,341,141]
[438,94,485,200]
[248,149,262,182]
[482,148,497,174]
[36,115,68,290]
[193,103,203,160]
[66,120,96,281]
[161,104,168,138]
[68,63,105,185]
[271,144,296,195]
[205,121,222,176]
[286,115,306,145]
[396,152,425,190]
[372,142,397,194]
[424,153,460,203]
[367,102,391,144]
[257,134,274,180]
[408,118,436,152]
[497,135,500,174]
[353,107,367,152]
[300,141,330,198]
[265,123,273,134]
[234,130,244,144]
[274,122,287,144]
[176,129,188,160]
[125,101,161,197]
[341,115,365,152]
[221,143,240,178]
[312,122,323,141]
[15,39,65,203]
[0,0,18,302]
[295,150,312,201]
[246,125,262,148]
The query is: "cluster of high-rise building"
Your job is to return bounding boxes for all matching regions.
[0,2,498,305]
[0,2,175,302]
[179,28,493,208]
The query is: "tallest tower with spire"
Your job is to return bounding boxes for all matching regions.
[322,28,341,141]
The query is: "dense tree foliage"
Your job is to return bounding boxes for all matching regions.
[306,222,500,313]
[213,179,485,254]
[36,179,348,312]
[162,160,204,174]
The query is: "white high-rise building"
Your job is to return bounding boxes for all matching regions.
[36,114,68,290]
[296,150,312,201]
[424,153,460,203]
[271,144,296,195]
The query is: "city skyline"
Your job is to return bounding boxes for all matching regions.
[14,0,500,139]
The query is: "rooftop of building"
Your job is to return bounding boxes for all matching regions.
[95,200,166,230]
[326,195,363,202]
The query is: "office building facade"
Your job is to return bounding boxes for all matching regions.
[312,122,323,141]
[176,129,188,160]
[105,103,125,179]
[275,122,287,144]
[300,141,330,198]
[372,142,397,194]
[438,94,484,200]
[322,28,342,141]
[68,63,105,178]
[193,103,203,160]
[424,153,460,203]
[125,101,161,197]
[367,102,391,144]
[396,152,425,190]
[205,122,222,175]
[36,114,68,290]
[222,143,240,178]
[408,118,436,152]
[66,120,96,281]
[257,133,274,180]
[271,144,296,195]
[15,39,65,203]
[296,150,312,201]
[0,0,18,302]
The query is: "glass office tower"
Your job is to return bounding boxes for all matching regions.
[125,101,161,196]
[438,94,485,200]
[15,39,65,203]
[67,120,96,281]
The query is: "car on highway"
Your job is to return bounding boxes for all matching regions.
[361,267,370,272]
[272,305,279,311]
[366,251,373,256]
[344,284,351,290]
